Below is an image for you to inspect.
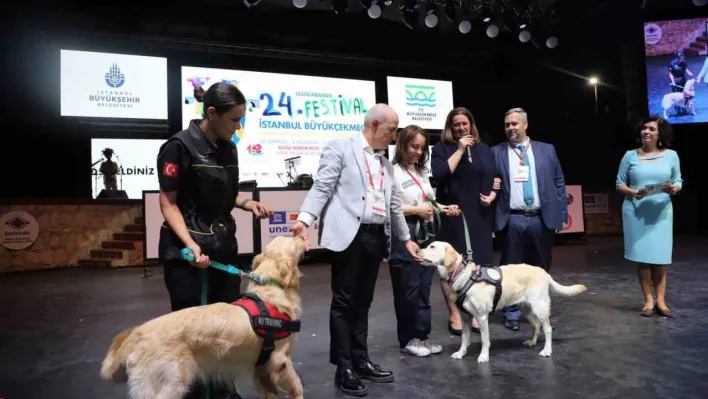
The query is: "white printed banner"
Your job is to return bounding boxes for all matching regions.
[61,50,168,119]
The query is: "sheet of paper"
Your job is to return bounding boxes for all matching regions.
[642,181,671,196]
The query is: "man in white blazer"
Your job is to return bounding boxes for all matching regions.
[290,103,422,397]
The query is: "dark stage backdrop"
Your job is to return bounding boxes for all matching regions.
[0,2,703,233]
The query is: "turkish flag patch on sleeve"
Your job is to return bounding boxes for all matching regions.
[163,162,179,177]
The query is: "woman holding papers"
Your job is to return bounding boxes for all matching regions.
[616,116,683,318]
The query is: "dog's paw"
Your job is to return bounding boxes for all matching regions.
[539,348,552,357]
[522,340,537,347]
[477,353,489,363]
[450,350,467,360]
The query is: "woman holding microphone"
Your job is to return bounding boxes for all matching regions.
[431,107,498,335]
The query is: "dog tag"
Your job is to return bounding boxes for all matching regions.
[371,189,386,217]
[515,165,530,182]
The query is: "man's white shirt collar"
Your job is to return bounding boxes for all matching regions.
[361,133,385,157]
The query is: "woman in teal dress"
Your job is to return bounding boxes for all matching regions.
[616,116,683,318]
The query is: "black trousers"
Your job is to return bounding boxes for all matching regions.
[389,259,435,348]
[162,259,242,399]
[329,225,386,368]
[163,259,242,311]
[496,214,555,321]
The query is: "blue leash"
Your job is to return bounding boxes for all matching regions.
[181,248,269,285]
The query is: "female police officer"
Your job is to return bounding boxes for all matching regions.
[157,82,272,398]
[157,81,273,306]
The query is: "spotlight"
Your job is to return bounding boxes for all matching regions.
[694,0,708,6]
[546,36,558,49]
[519,30,531,43]
[293,0,307,8]
[588,77,599,85]
[486,24,499,38]
[425,10,438,28]
[368,4,382,18]
[459,20,472,34]
[360,0,383,18]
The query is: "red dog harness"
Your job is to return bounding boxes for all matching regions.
[232,293,301,366]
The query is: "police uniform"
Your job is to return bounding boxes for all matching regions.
[157,118,242,312]
[669,58,688,93]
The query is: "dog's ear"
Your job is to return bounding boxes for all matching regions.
[443,244,458,269]
[276,256,301,288]
[252,253,265,270]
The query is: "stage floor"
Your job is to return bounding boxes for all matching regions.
[1,235,707,399]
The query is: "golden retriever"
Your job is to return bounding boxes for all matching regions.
[100,236,307,399]
[418,241,586,363]
[662,78,697,118]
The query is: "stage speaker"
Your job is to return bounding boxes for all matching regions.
[97,190,129,199]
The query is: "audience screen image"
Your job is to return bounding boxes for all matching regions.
[644,18,708,124]
[181,66,377,187]
[91,138,166,199]
[388,145,433,177]
[60,50,168,120]
[386,76,454,130]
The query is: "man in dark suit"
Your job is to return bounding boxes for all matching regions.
[491,107,567,331]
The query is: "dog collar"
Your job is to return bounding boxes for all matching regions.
[448,261,466,284]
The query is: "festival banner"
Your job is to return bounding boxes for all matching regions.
[181,66,377,187]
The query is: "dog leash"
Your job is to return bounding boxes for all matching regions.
[181,248,272,286]
[412,199,444,245]
[180,248,213,398]
[413,199,474,263]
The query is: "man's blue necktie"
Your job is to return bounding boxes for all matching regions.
[518,144,534,205]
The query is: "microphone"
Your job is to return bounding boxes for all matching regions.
[466,142,473,163]
[275,172,287,187]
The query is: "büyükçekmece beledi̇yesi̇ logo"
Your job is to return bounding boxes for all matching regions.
[405,84,436,108]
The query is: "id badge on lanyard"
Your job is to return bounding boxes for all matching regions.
[364,151,386,217]
[406,168,433,221]
[512,145,531,182]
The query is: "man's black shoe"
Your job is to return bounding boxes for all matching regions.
[354,360,394,383]
[335,367,367,397]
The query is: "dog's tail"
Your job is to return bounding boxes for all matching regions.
[548,276,587,297]
[100,328,133,382]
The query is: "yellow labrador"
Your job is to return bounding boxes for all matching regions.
[662,78,697,118]
[99,236,307,399]
[419,241,586,363]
